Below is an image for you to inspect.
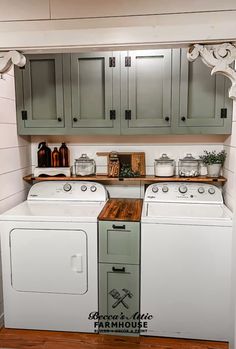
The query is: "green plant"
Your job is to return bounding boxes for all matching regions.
[119,164,140,178]
[200,150,227,165]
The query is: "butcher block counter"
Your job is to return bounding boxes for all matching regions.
[98,198,143,222]
[98,198,142,333]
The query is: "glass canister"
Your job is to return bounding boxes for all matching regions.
[74,154,96,176]
[178,153,200,177]
[108,152,120,178]
[154,154,175,177]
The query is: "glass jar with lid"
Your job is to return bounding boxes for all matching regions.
[178,153,200,177]
[154,154,175,177]
[108,152,120,178]
[74,154,96,176]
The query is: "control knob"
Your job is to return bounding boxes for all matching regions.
[90,185,97,192]
[81,185,87,192]
[152,186,158,193]
[198,187,205,194]
[63,183,72,192]
[162,186,169,193]
[179,185,187,194]
[208,187,215,195]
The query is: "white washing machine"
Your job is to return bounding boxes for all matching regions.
[141,182,232,341]
[0,181,107,332]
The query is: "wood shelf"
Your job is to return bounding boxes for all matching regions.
[23,174,227,185]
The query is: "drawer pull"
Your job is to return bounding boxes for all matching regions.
[112,224,126,229]
[112,266,125,273]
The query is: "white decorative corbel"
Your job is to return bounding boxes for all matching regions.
[187,43,236,100]
[0,51,26,74]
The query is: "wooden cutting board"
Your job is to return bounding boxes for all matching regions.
[98,198,143,222]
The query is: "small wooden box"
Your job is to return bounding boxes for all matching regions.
[97,152,146,177]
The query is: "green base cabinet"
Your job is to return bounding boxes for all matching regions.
[15,50,233,135]
[98,221,140,336]
[99,221,140,264]
[99,263,140,335]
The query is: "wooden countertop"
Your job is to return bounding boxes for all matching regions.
[98,198,143,222]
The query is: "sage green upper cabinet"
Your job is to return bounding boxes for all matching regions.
[70,52,120,134]
[121,50,172,135]
[172,49,232,134]
[15,50,233,136]
[16,54,65,135]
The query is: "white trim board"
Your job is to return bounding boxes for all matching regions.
[0,11,236,52]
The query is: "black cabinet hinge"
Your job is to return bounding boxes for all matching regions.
[110,110,116,120]
[220,108,227,119]
[109,57,116,67]
[125,56,131,67]
[21,110,27,120]
[125,110,131,120]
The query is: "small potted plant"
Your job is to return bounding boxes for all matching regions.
[200,150,227,177]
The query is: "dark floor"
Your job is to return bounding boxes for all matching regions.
[0,328,229,349]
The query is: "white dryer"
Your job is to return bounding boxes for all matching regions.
[0,181,107,332]
[141,182,232,341]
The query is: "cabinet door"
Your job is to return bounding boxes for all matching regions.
[175,49,232,134]
[20,54,64,129]
[99,263,140,334]
[99,221,140,264]
[70,52,120,134]
[121,50,172,134]
[10,228,87,294]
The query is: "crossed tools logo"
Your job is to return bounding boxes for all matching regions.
[109,288,133,309]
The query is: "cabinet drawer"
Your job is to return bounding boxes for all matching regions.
[99,262,140,334]
[99,221,140,264]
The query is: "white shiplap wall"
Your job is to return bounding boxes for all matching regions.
[31,137,224,199]
[224,101,236,211]
[0,69,31,326]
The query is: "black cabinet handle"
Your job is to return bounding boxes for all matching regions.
[110,110,116,120]
[112,224,126,229]
[112,266,126,273]
[73,117,78,122]
[57,117,62,122]
[181,116,186,122]
[125,110,131,120]
[165,116,170,122]
[220,108,227,119]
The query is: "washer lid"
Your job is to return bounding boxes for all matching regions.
[0,200,105,222]
[142,202,232,226]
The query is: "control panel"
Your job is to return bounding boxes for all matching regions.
[145,182,223,204]
[28,181,107,202]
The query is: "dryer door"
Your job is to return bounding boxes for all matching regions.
[10,229,87,294]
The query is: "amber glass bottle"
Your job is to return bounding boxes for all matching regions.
[38,142,51,167]
[52,147,60,167]
[59,143,69,167]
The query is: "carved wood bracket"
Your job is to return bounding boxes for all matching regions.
[187,43,236,100]
[0,51,26,74]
